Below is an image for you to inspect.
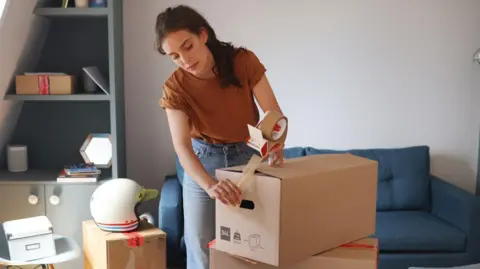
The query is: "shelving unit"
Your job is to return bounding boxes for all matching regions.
[4,93,111,101]
[0,1,124,269]
[33,7,109,17]
[0,0,125,182]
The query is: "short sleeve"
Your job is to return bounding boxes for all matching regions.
[245,50,267,88]
[158,80,189,114]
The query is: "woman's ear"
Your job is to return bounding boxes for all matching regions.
[199,27,209,44]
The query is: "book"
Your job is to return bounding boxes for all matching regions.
[57,170,98,183]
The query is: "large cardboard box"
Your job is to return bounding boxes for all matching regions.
[215,153,378,267]
[210,238,378,269]
[82,220,166,269]
[15,74,75,95]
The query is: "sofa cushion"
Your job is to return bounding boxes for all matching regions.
[375,211,466,252]
[305,145,431,211]
[284,147,306,159]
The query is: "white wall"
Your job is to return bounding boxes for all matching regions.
[0,1,48,165]
[124,0,480,196]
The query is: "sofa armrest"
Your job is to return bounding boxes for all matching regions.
[431,175,479,235]
[158,174,184,263]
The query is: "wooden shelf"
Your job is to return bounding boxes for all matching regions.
[0,169,111,184]
[3,94,111,101]
[33,7,109,17]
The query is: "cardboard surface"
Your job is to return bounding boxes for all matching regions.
[16,74,75,95]
[82,220,166,269]
[210,238,378,269]
[215,153,378,267]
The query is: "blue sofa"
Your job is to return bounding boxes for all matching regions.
[158,145,480,269]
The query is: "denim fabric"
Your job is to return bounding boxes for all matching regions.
[183,138,256,269]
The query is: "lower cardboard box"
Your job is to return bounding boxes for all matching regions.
[82,220,166,269]
[210,238,378,269]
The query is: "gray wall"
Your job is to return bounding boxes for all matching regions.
[123,0,480,200]
[0,0,49,167]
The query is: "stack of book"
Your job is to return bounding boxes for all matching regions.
[57,163,101,183]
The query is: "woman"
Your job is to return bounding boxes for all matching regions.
[155,5,286,269]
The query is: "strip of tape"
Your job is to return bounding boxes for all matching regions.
[236,154,262,190]
[340,242,379,269]
[207,239,378,267]
[38,75,50,95]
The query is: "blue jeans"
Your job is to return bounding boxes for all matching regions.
[183,138,256,269]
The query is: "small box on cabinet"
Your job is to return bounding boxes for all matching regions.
[2,216,57,262]
[82,219,166,269]
[15,74,75,95]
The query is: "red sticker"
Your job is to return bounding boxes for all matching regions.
[123,232,144,247]
[273,123,281,132]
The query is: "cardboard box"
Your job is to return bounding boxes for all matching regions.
[215,153,378,267]
[210,238,378,269]
[82,220,166,269]
[16,74,75,95]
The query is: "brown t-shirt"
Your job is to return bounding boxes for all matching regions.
[159,48,267,144]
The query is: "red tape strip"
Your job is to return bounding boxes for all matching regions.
[208,239,378,269]
[123,232,144,248]
[341,242,379,269]
[38,75,50,95]
[206,239,216,249]
[340,243,376,249]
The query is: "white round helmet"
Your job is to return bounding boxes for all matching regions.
[90,178,158,232]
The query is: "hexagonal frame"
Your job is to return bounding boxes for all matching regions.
[80,133,112,168]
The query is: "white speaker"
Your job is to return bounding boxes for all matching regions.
[7,145,28,172]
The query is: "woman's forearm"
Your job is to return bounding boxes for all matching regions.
[176,144,216,191]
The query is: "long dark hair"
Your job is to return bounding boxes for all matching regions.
[155,5,244,89]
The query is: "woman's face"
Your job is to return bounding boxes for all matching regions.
[161,28,213,78]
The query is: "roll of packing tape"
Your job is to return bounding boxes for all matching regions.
[237,111,288,195]
[257,110,288,144]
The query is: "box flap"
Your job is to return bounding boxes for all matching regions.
[3,216,53,240]
[220,153,377,180]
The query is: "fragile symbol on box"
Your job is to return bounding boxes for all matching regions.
[233,231,241,244]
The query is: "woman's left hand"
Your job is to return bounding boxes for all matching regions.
[268,145,284,167]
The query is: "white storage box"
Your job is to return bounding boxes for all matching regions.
[3,216,57,262]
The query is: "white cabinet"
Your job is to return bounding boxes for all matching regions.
[0,178,100,269]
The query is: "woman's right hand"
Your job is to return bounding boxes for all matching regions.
[206,179,243,206]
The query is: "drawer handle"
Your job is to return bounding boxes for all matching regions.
[49,195,60,205]
[28,195,39,205]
